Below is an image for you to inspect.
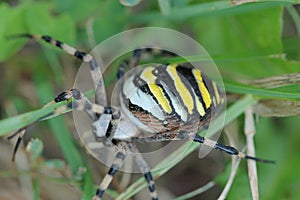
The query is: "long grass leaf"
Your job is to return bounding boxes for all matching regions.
[0,102,66,136]
[131,1,297,23]
[225,82,300,100]
[33,49,83,173]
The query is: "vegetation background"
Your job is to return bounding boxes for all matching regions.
[0,0,300,200]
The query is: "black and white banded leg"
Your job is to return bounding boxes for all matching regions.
[8,88,104,161]
[52,88,105,120]
[93,143,127,200]
[117,47,178,79]
[134,132,274,164]
[128,142,158,200]
[10,34,106,106]
[116,48,142,80]
[130,47,177,68]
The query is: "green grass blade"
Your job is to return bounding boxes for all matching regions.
[173,181,215,200]
[37,48,95,197]
[225,82,300,100]
[131,1,297,23]
[0,102,66,136]
[46,116,83,172]
[81,165,94,200]
[33,50,83,173]
[33,179,40,200]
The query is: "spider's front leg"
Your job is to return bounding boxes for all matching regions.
[10,34,106,106]
[8,88,104,161]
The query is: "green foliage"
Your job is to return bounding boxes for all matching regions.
[0,1,76,61]
[194,5,291,79]
[0,0,300,200]
[54,0,100,21]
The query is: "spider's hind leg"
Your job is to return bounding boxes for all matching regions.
[135,132,274,164]
[128,142,158,200]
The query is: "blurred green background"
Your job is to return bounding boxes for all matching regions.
[0,0,300,200]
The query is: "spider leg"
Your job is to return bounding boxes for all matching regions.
[8,88,104,161]
[9,34,106,106]
[117,47,177,79]
[7,129,26,161]
[117,61,128,80]
[93,143,126,200]
[128,142,158,200]
[56,88,104,120]
[130,48,142,69]
[193,134,274,163]
[132,47,177,67]
[134,132,274,164]
[116,48,141,80]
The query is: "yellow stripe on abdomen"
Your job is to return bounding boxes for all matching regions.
[140,67,172,114]
[192,69,212,109]
[195,98,205,116]
[167,64,194,114]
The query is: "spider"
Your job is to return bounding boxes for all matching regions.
[8,34,273,200]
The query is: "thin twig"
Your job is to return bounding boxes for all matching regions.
[243,72,300,89]
[217,156,242,200]
[244,107,259,200]
[86,17,97,49]
[174,181,215,200]
[217,127,242,200]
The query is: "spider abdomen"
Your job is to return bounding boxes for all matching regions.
[120,64,224,134]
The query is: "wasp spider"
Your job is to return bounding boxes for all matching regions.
[8,34,273,200]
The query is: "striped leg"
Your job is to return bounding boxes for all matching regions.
[10,34,106,106]
[52,88,104,119]
[130,48,142,69]
[93,144,126,200]
[131,47,177,67]
[117,47,177,79]
[8,88,104,161]
[134,132,274,164]
[128,143,158,200]
[59,88,121,145]
[116,48,141,80]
